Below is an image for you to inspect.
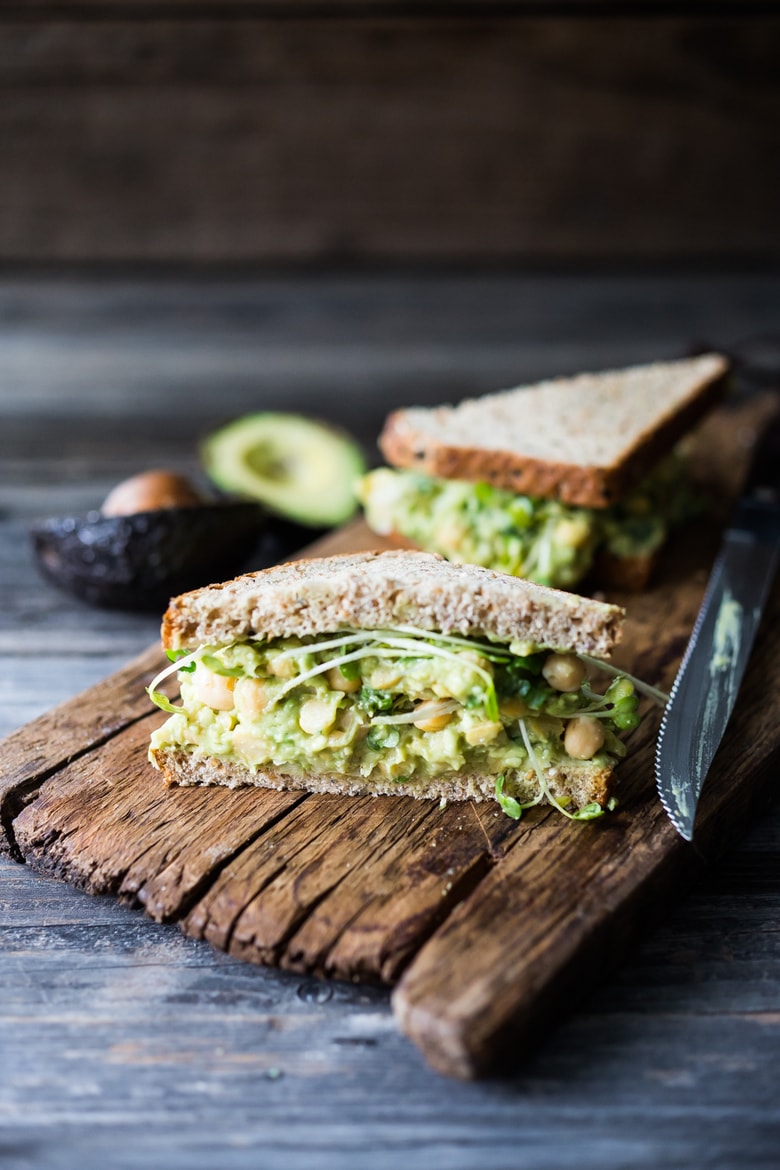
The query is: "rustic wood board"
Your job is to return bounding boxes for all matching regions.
[2,399,779,1079]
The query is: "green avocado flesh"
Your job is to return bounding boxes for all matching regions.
[202,413,366,527]
[356,457,694,588]
[149,628,639,817]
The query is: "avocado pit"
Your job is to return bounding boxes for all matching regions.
[101,469,204,517]
[30,470,269,611]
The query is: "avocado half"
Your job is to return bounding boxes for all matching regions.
[30,503,269,611]
[202,413,366,527]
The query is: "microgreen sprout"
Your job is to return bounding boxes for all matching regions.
[268,630,502,720]
[495,774,522,820]
[200,654,245,678]
[370,699,460,726]
[165,648,197,673]
[579,655,669,706]
[518,719,604,822]
[147,645,207,713]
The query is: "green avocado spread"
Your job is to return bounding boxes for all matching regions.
[149,627,641,820]
[356,456,694,589]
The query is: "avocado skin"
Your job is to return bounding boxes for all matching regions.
[29,502,290,612]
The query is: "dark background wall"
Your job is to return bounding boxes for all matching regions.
[1,2,778,265]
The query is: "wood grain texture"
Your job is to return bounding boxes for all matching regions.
[0,12,777,262]
[2,397,779,1077]
[0,643,164,859]
[2,272,780,1162]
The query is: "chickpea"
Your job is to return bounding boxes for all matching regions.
[465,721,503,746]
[233,677,270,719]
[413,710,454,733]
[232,727,271,766]
[299,698,338,735]
[369,665,403,690]
[542,652,586,693]
[190,668,235,711]
[101,470,202,516]
[459,650,490,672]
[267,654,297,679]
[326,666,360,694]
[554,517,591,549]
[328,709,360,745]
[564,716,605,761]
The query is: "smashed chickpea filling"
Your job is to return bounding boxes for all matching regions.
[149,629,640,812]
[356,458,693,588]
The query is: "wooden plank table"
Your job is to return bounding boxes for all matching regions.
[2,273,780,1166]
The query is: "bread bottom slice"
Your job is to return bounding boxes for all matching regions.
[150,746,615,811]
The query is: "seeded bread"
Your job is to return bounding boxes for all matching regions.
[379,354,729,507]
[149,746,615,812]
[161,550,624,657]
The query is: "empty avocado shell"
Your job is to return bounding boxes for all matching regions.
[28,470,292,611]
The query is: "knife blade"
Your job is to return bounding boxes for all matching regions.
[655,409,780,840]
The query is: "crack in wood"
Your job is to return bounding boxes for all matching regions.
[131,794,310,924]
[277,799,522,983]
[278,802,444,978]
[1,710,156,861]
[184,795,393,957]
[0,642,165,860]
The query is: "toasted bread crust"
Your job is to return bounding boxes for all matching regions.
[161,550,624,657]
[150,745,614,812]
[379,354,729,507]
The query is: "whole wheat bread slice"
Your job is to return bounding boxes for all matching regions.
[161,550,624,657]
[379,353,729,507]
[150,746,615,811]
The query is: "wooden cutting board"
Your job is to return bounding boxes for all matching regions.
[2,398,779,1079]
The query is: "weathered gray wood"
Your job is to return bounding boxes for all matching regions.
[3,273,780,490]
[0,13,777,262]
[2,846,779,1170]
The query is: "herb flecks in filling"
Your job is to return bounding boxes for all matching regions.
[148,627,662,820]
[356,457,697,588]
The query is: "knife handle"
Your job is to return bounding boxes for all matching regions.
[729,497,780,549]
[731,407,780,548]
[742,408,780,501]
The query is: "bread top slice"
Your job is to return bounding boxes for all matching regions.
[162,550,624,658]
[379,353,729,507]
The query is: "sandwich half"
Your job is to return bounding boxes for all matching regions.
[357,354,729,590]
[148,551,655,821]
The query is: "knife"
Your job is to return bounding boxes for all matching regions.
[655,409,780,840]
